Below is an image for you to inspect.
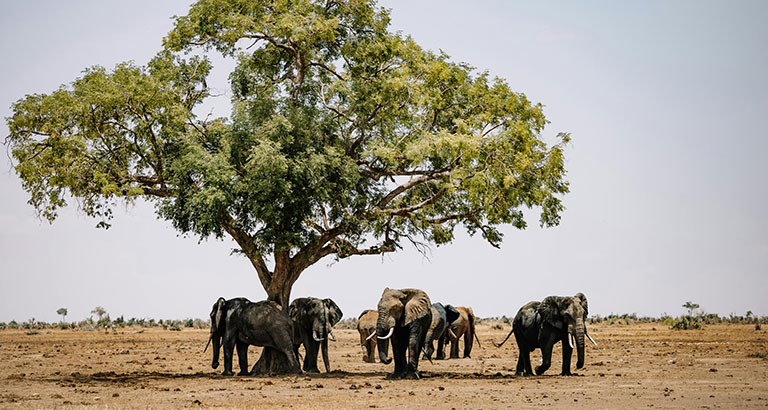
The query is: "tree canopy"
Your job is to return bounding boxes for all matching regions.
[6,0,570,306]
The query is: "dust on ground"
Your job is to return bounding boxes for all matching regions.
[1,323,767,409]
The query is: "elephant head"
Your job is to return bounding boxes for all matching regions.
[539,293,589,369]
[375,288,432,364]
[443,304,461,340]
[444,304,461,326]
[289,297,343,342]
[208,297,226,369]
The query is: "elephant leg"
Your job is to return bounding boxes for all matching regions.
[277,343,302,374]
[405,322,426,379]
[321,338,330,373]
[513,332,529,376]
[535,331,559,375]
[515,349,526,376]
[391,328,407,378]
[303,339,320,373]
[366,338,377,363]
[236,341,249,376]
[525,347,534,375]
[222,336,236,376]
[449,334,460,359]
[561,334,573,376]
[463,330,473,358]
[436,335,446,360]
[359,332,369,362]
[423,340,434,360]
[300,332,318,373]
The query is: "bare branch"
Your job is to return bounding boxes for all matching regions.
[221,213,272,289]
[373,170,451,210]
[373,186,449,217]
[309,61,346,81]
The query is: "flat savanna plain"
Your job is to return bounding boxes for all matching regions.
[1,323,767,409]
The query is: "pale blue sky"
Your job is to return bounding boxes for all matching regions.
[1,1,766,322]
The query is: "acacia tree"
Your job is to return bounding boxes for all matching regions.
[6,0,568,371]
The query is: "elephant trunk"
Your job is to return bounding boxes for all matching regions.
[574,318,586,369]
[377,337,391,364]
[376,313,394,365]
[211,332,221,369]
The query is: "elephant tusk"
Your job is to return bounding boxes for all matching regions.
[568,333,574,349]
[203,334,212,353]
[586,330,598,346]
[377,327,395,340]
[448,327,457,340]
[366,332,376,341]
[329,330,337,342]
[313,331,325,342]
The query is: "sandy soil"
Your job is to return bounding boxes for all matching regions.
[1,322,767,409]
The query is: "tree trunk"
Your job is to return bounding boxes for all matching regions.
[251,265,298,374]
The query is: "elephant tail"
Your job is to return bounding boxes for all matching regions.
[493,326,514,348]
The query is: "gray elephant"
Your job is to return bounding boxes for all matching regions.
[495,292,597,376]
[375,288,432,379]
[423,303,460,360]
[207,297,301,376]
[289,297,343,373]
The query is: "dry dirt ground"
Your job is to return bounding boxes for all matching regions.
[1,323,767,409]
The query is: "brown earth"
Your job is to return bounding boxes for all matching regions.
[1,322,767,409]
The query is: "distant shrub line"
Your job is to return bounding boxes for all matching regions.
[1,310,763,332]
[0,316,209,331]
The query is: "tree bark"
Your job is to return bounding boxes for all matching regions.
[252,263,298,374]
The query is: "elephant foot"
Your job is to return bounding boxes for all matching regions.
[388,372,406,380]
[222,370,234,377]
[403,371,420,380]
[237,370,250,376]
[304,368,320,374]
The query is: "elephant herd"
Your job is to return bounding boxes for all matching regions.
[206,288,596,380]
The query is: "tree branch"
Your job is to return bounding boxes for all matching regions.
[373,170,451,210]
[221,213,272,289]
[372,186,449,217]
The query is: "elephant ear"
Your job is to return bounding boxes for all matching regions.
[323,298,343,326]
[539,296,565,329]
[403,289,432,326]
[288,298,306,321]
[575,293,589,320]
[445,304,461,324]
[213,297,226,330]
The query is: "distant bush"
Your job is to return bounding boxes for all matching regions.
[670,316,702,330]
[335,317,358,329]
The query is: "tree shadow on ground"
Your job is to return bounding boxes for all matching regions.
[39,369,557,385]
